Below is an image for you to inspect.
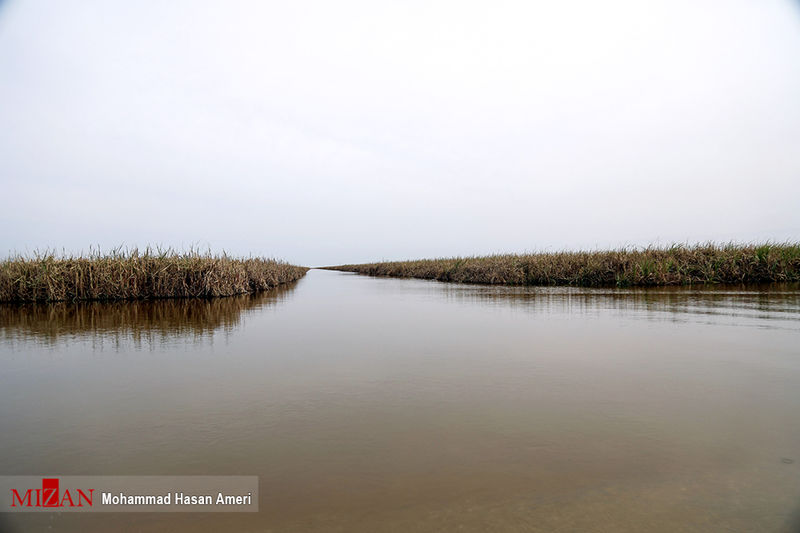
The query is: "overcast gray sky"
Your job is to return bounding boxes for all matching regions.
[1,0,799,266]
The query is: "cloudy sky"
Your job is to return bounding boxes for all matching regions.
[1,0,799,266]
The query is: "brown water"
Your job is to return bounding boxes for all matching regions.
[1,269,799,532]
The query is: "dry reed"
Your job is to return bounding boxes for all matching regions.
[0,248,308,302]
[324,243,800,287]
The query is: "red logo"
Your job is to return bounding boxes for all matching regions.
[10,478,93,508]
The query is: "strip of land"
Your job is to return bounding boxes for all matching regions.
[0,249,308,302]
[324,243,800,287]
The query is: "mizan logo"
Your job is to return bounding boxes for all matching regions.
[11,478,94,508]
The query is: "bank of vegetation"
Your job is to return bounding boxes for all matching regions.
[0,248,308,302]
[325,243,800,287]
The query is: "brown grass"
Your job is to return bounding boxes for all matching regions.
[324,243,800,287]
[0,248,308,302]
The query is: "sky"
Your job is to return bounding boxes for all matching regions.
[1,0,799,267]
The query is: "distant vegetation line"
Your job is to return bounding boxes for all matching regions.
[324,243,800,287]
[0,248,308,302]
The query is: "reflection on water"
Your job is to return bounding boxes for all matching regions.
[1,271,799,532]
[438,283,800,329]
[0,280,300,349]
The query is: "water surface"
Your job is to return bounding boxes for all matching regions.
[1,271,799,532]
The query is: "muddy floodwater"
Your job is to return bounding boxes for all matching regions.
[1,269,799,532]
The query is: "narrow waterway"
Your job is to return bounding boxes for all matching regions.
[1,269,799,532]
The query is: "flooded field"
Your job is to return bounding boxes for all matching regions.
[1,269,799,532]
